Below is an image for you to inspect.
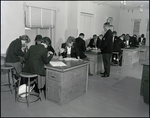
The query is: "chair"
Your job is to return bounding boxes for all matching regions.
[111,52,120,66]
[16,72,42,107]
[1,65,15,93]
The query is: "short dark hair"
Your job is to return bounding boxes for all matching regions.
[104,22,110,26]
[93,34,97,37]
[35,35,42,42]
[79,33,84,37]
[141,34,144,37]
[42,37,51,46]
[113,31,117,34]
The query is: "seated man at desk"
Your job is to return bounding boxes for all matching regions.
[23,37,53,92]
[5,35,30,80]
[87,34,101,49]
[129,34,137,47]
[97,34,103,49]
[112,35,125,66]
[59,36,80,60]
[138,34,146,45]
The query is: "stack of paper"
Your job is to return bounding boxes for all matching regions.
[50,61,67,67]
[63,58,79,61]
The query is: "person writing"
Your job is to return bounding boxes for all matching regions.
[59,36,80,60]
[100,22,113,77]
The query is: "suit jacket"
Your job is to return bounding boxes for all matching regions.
[112,36,118,44]
[138,37,146,45]
[100,29,113,54]
[47,45,55,55]
[75,37,87,59]
[61,43,80,58]
[113,37,125,53]
[23,44,53,76]
[5,38,24,63]
[129,36,137,47]
[87,38,101,48]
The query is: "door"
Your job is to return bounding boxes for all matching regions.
[80,12,94,46]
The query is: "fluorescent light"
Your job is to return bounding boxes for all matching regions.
[25,27,31,30]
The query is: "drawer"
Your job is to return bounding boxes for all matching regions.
[47,70,62,82]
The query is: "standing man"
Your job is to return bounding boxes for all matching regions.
[75,33,87,60]
[100,22,113,77]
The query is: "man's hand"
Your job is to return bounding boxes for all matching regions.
[47,51,53,57]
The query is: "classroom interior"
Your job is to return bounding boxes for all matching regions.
[1,1,149,117]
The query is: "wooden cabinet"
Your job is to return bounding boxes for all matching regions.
[45,61,89,105]
[122,48,139,67]
[86,52,103,75]
[140,62,149,96]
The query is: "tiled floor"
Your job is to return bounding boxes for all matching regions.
[1,61,149,117]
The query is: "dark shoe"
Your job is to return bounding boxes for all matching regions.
[88,73,93,76]
[101,74,109,77]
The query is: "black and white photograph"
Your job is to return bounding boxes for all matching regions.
[1,1,149,117]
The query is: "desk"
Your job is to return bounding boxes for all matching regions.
[45,59,89,105]
[122,48,139,67]
[139,45,149,60]
[140,60,149,96]
[85,51,103,75]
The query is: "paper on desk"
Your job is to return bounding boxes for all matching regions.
[63,58,79,61]
[50,61,67,67]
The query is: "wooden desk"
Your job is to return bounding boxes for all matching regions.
[85,51,103,75]
[122,48,139,67]
[139,45,149,60]
[45,59,89,105]
[140,60,149,96]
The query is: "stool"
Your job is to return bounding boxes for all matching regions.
[1,65,15,93]
[111,52,120,66]
[16,72,42,107]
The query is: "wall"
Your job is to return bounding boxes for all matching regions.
[77,1,120,39]
[1,1,25,54]
[119,8,149,36]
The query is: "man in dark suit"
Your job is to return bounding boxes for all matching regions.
[112,31,118,45]
[87,34,101,49]
[138,34,146,45]
[129,34,137,47]
[97,34,103,49]
[100,22,113,77]
[75,33,87,59]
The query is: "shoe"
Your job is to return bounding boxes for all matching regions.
[88,73,93,76]
[101,74,109,77]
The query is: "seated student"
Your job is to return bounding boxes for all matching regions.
[35,35,42,45]
[129,34,137,47]
[23,37,53,91]
[5,35,30,80]
[121,34,127,46]
[97,34,103,49]
[138,34,146,45]
[43,37,55,55]
[87,34,100,49]
[125,34,130,47]
[112,35,125,66]
[60,36,80,59]
[112,31,118,44]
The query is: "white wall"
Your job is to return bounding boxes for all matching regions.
[119,8,149,36]
[77,1,120,38]
[1,1,25,54]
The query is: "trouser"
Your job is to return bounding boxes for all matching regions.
[102,53,112,76]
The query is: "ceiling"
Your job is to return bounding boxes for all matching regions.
[93,1,149,10]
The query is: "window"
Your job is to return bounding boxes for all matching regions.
[133,19,141,37]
